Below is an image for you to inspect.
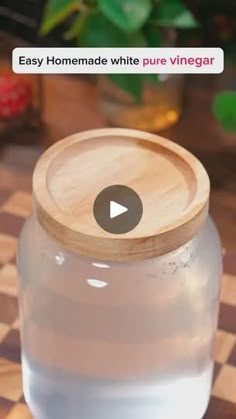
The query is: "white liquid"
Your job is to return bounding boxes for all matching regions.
[23,354,212,419]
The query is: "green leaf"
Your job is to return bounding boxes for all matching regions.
[98,0,152,32]
[108,74,144,101]
[65,11,88,39]
[145,73,159,84]
[153,0,198,29]
[41,0,80,34]
[144,25,161,47]
[213,92,236,133]
[79,11,146,47]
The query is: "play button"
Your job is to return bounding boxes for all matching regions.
[93,185,143,234]
[110,201,128,219]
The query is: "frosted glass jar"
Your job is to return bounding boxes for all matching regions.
[18,129,222,419]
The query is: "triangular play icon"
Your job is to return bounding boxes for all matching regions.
[110,200,128,219]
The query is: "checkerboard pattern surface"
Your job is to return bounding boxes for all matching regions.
[0,187,236,418]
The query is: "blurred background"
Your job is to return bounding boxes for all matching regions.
[0,0,236,250]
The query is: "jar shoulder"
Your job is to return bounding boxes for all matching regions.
[18,216,222,276]
[18,216,60,270]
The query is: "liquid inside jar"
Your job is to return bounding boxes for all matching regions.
[18,217,222,419]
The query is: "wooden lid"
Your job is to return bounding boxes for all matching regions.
[33,128,210,262]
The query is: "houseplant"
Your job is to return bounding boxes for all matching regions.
[190,1,236,137]
[41,0,198,131]
[214,92,236,135]
[213,10,236,135]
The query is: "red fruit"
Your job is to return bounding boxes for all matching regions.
[0,73,32,119]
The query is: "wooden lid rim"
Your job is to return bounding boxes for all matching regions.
[33,128,210,262]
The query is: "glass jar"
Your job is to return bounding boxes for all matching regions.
[98,29,183,132]
[98,74,183,132]
[18,128,222,419]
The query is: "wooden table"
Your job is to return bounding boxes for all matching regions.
[0,75,235,418]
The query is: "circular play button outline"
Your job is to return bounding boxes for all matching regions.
[93,185,143,234]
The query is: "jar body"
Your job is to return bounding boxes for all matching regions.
[18,216,222,419]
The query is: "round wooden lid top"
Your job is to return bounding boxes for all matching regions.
[33,128,210,262]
